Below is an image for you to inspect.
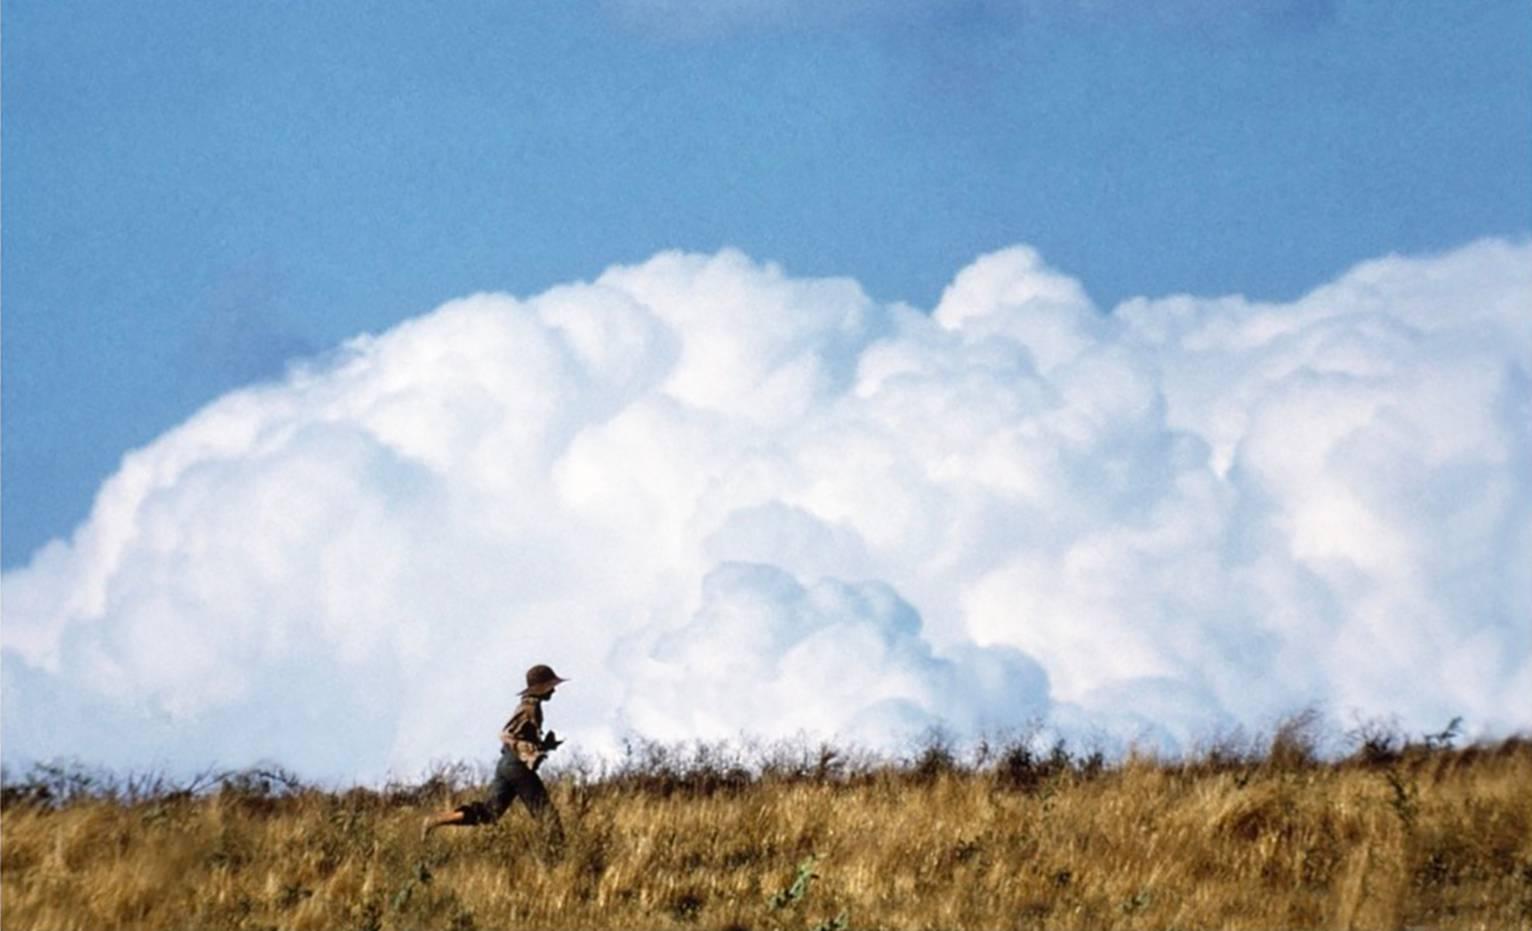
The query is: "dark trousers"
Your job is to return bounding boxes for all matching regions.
[455,751,563,842]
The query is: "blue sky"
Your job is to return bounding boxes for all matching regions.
[3,0,1530,568]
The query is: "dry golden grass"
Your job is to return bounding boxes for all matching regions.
[3,732,1530,930]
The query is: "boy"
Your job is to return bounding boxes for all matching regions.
[421,664,568,842]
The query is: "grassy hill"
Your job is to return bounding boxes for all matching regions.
[3,722,1529,930]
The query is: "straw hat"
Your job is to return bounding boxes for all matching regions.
[519,664,569,697]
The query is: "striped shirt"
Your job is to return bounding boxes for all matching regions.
[500,695,549,770]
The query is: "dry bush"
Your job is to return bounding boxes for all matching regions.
[3,728,1530,930]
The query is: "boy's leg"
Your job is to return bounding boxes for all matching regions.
[509,762,565,849]
[421,806,468,838]
[422,754,520,838]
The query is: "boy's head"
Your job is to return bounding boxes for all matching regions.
[520,663,568,700]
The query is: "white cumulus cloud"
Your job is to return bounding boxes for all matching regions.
[3,239,1529,781]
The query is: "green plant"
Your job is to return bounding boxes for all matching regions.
[768,855,821,910]
[766,854,850,930]
[810,910,850,931]
[1120,889,1152,914]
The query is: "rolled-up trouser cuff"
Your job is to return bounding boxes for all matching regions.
[454,801,496,825]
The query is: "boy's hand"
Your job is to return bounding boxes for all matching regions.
[542,730,564,751]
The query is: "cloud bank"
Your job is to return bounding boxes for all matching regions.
[4,239,1529,780]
